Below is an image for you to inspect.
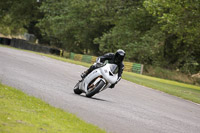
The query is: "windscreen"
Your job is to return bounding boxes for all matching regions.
[110,64,118,74]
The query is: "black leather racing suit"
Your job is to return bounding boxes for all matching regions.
[97,53,124,78]
[85,53,124,87]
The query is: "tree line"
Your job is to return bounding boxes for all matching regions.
[0,0,199,74]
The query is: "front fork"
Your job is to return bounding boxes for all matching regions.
[86,77,106,93]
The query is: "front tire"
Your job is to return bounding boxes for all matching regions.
[86,80,105,98]
[74,81,82,95]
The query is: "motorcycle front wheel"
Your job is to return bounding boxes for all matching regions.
[86,80,105,98]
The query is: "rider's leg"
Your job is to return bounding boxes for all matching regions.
[81,64,97,78]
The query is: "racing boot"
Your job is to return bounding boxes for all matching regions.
[81,65,96,79]
[81,70,89,79]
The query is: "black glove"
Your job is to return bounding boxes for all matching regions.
[109,77,121,89]
[117,77,121,83]
[109,83,116,89]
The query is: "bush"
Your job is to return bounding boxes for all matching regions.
[144,66,199,85]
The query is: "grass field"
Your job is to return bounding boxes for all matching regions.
[0,83,106,133]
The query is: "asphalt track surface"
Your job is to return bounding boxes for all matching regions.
[0,47,200,133]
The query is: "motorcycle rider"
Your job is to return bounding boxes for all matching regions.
[81,49,125,88]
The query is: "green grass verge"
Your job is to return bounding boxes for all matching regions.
[38,53,91,68]
[123,72,200,103]
[1,44,200,104]
[0,83,106,133]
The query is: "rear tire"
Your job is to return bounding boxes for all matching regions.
[73,81,82,95]
[86,80,105,98]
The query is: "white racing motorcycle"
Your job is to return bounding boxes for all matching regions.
[73,61,119,97]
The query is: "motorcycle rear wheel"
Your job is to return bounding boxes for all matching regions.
[74,81,82,95]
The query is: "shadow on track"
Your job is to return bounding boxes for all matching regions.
[72,93,112,102]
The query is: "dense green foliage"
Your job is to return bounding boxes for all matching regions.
[144,0,200,73]
[0,0,199,74]
[0,0,43,39]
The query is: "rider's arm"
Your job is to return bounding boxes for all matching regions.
[97,53,114,63]
[117,63,124,82]
[109,63,124,89]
